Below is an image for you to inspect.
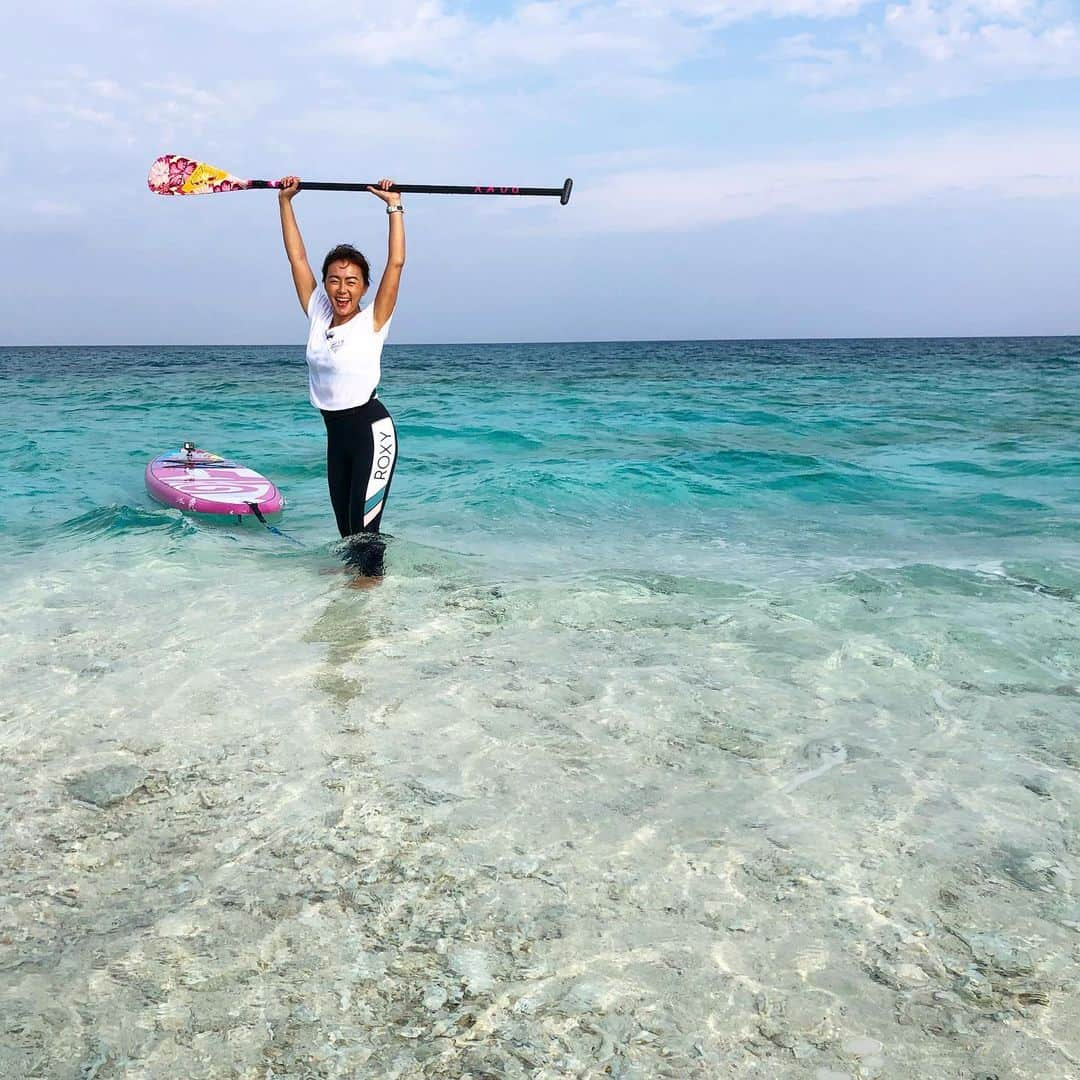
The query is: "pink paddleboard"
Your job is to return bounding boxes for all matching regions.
[145,445,285,516]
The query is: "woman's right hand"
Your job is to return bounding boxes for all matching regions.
[277,175,301,201]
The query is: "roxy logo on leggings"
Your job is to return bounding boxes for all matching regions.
[374,430,394,480]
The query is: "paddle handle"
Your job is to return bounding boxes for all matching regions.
[254,179,574,205]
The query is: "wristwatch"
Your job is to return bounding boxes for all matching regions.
[386,204,405,214]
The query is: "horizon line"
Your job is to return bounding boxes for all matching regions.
[3,332,1079,349]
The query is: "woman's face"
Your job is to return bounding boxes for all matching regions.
[324,260,367,320]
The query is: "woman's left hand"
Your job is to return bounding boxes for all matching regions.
[368,178,401,207]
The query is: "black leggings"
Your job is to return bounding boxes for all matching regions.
[321,397,398,574]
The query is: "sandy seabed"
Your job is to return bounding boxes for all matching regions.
[2,543,1079,1079]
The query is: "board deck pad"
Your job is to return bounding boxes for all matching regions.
[145,448,285,516]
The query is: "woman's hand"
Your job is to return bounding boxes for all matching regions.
[277,175,301,201]
[367,178,402,207]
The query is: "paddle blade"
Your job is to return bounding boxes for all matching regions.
[148,155,252,195]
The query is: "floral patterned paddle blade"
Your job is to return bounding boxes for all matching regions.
[148,155,253,195]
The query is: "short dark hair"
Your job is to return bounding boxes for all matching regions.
[321,244,370,287]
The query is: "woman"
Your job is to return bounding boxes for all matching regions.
[277,174,405,579]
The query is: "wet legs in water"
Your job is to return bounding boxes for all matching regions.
[322,399,398,583]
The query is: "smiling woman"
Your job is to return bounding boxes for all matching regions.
[276,174,405,580]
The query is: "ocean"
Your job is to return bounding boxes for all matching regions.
[1,337,1078,1078]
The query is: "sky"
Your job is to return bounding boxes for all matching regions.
[3,0,1080,343]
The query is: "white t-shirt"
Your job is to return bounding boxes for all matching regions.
[305,287,392,411]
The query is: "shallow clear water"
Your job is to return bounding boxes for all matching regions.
[1,338,1079,1078]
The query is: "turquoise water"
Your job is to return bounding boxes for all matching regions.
[2,338,1079,1077]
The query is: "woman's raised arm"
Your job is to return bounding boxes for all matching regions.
[278,176,317,314]
[368,178,405,333]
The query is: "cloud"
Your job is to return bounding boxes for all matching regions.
[327,1,696,77]
[632,0,874,24]
[779,0,1080,107]
[19,98,136,148]
[30,199,83,220]
[322,0,881,80]
[562,128,1080,232]
[14,69,282,154]
[877,0,1080,74]
[0,196,85,236]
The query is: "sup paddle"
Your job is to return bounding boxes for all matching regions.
[148,155,573,205]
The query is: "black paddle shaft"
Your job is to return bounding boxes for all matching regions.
[251,178,573,205]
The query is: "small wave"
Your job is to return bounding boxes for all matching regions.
[700,448,827,473]
[403,422,460,440]
[597,570,754,600]
[834,562,1076,603]
[406,423,542,450]
[475,428,543,449]
[968,492,1050,513]
[832,563,1000,600]
[56,504,196,539]
[913,459,1003,478]
[999,573,1076,603]
[760,468,910,503]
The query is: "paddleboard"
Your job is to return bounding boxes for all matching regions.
[145,444,285,516]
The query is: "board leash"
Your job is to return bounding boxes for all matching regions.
[246,502,304,547]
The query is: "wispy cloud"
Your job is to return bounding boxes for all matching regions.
[632,0,874,24]
[30,199,83,220]
[15,70,282,152]
[20,76,137,145]
[321,0,883,81]
[564,128,1080,232]
[326,1,702,78]
[779,0,1080,107]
